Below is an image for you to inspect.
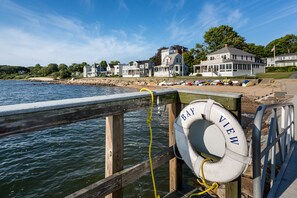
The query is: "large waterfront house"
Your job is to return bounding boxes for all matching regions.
[193,45,265,77]
[154,48,187,77]
[106,63,126,76]
[83,63,106,78]
[122,60,154,78]
[266,53,297,67]
[106,64,115,76]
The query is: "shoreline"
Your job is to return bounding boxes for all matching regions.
[28,77,291,114]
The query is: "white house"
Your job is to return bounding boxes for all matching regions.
[122,60,154,77]
[266,53,297,67]
[83,63,106,77]
[154,48,187,77]
[193,45,265,77]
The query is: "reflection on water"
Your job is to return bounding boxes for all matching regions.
[0,80,173,197]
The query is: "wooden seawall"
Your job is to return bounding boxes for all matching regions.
[0,89,242,197]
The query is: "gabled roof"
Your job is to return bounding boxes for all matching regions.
[163,53,181,65]
[278,53,297,57]
[209,46,254,56]
[135,60,151,64]
[108,64,116,68]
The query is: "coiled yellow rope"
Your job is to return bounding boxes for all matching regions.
[189,158,219,197]
[140,88,160,198]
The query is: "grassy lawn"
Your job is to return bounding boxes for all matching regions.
[256,72,294,79]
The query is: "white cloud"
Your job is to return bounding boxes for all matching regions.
[0,27,153,66]
[119,0,128,11]
[0,1,154,66]
[167,3,249,45]
[244,1,297,32]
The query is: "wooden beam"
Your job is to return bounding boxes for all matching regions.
[177,90,241,111]
[168,103,182,192]
[105,114,124,198]
[66,147,175,198]
[0,90,177,137]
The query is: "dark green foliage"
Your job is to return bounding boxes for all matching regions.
[109,60,120,65]
[59,69,71,79]
[47,63,59,73]
[150,46,167,66]
[0,65,30,74]
[149,45,188,66]
[204,25,246,51]
[265,34,297,57]
[266,66,297,72]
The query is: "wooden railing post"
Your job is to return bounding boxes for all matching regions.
[226,97,242,198]
[105,114,124,198]
[168,103,182,192]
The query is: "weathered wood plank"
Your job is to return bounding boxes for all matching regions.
[105,114,124,198]
[66,147,175,198]
[177,90,241,111]
[168,103,182,192]
[0,90,177,136]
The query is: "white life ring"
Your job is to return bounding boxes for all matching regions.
[174,99,248,183]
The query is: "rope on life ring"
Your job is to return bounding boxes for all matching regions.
[174,99,250,183]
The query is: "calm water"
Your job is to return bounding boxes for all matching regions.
[0,80,173,197]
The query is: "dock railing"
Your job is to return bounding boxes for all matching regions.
[0,89,242,197]
[252,103,295,198]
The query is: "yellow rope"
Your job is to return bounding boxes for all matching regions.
[189,158,219,197]
[140,88,160,198]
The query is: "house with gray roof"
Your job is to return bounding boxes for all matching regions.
[83,63,106,77]
[154,48,187,77]
[193,45,265,77]
[122,60,154,77]
[266,53,297,67]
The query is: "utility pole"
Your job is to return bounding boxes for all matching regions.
[182,47,184,76]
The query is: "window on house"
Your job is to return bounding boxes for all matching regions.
[241,55,243,60]
[226,64,232,70]
[233,64,237,71]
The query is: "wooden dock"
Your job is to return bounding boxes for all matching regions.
[0,89,242,198]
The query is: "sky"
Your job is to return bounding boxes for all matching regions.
[0,0,297,66]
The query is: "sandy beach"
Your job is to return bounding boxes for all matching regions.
[51,77,292,113]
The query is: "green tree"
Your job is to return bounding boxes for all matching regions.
[58,63,68,71]
[244,43,266,61]
[47,63,59,74]
[40,67,50,76]
[149,45,187,66]
[183,50,195,73]
[171,45,188,54]
[69,63,84,73]
[149,47,167,66]
[265,34,297,57]
[59,69,71,79]
[100,60,108,69]
[109,60,120,65]
[204,25,246,52]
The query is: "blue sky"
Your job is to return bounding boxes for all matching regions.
[0,0,297,66]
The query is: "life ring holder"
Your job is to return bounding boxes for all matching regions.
[174,99,249,183]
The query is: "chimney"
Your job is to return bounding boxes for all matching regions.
[224,44,228,47]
